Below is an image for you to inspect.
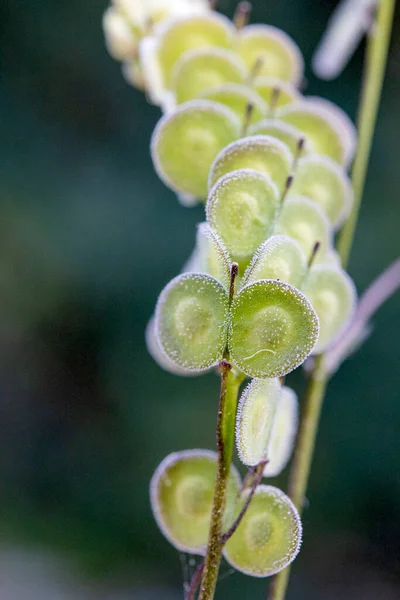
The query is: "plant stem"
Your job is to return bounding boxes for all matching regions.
[268,2,394,599]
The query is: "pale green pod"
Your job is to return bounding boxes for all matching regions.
[223,484,302,576]
[236,378,282,467]
[229,279,320,378]
[291,155,354,229]
[156,13,235,88]
[253,76,301,107]
[201,83,268,126]
[151,100,240,199]
[151,449,241,554]
[278,102,346,164]
[314,247,342,268]
[146,316,199,377]
[192,222,232,289]
[264,386,298,477]
[302,265,357,354]
[247,119,303,156]
[155,273,229,371]
[274,194,333,260]
[241,235,307,289]
[206,169,280,262]
[208,135,293,193]
[172,48,248,104]
[236,24,304,84]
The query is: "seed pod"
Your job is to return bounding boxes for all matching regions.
[155,273,229,371]
[236,24,304,85]
[229,279,319,378]
[264,386,298,477]
[103,8,139,61]
[151,449,241,554]
[146,316,199,376]
[253,76,301,107]
[315,247,342,268]
[302,265,357,354]
[209,135,293,193]
[191,222,232,289]
[172,48,248,104]
[278,102,346,165]
[223,485,302,576]
[275,194,333,260]
[151,100,240,199]
[156,13,235,88]
[248,119,303,156]
[201,83,267,125]
[206,170,280,262]
[241,235,307,289]
[291,155,354,229]
[236,378,282,467]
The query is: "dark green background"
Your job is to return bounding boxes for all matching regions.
[1,0,399,597]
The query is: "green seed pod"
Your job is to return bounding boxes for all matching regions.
[206,169,280,262]
[223,484,302,576]
[189,222,232,290]
[264,386,298,477]
[236,25,304,84]
[278,102,346,164]
[151,100,240,199]
[172,48,248,104]
[155,273,229,371]
[146,316,198,377]
[302,265,357,354]
[253,76,301,107]
[274,194,333,260]
[236,378,282,467]
[291,155,354,229]
[151,449,241,554]
[247,119,303,156]
[241,235,307,289]
[314,247,342,268]
[229,279,319,378]
[208,135,293,193]
[201,83,267,125]
[157,13,235,88]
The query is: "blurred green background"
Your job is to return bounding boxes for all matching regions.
[1,0,399,598]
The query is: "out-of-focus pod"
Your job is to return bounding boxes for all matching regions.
[201,83,268,125]
[264,386,299,477]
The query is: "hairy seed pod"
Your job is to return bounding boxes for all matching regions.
[172,48,248,104]
[315,247,342,268]
[156,13,235,87]
[241,235,307,289]
[146,316,199,376]
[201,83,268,125]
[206,169,280,261]
[151,449,241,554]
[236,25,304,84]
[229,279,319,378]
[247,119,303,156]
[275,194,333,260]
[223,485,302,576]
[253,76,301,107]
[303,265,357,354]
[264,386,298,477]
[151,100,240,199]
[189,222,232,289]
[236,378,282,466]
[155,273,229,371]
[291,155,354,229]
[209,135,293,193]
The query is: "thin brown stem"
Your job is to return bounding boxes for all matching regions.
[185,562,205,600]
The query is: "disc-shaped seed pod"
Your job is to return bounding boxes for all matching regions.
[201,83,268,125]
[247,119,303,156]
[236,24,304,85]
[189,222,232,289]
[206,170,280,262]
[155,273,230,371]
[151,449,241,554]
[172,48,248,104]
[156,13,235,87]
[208,135,293,193]
[302,265,357,354]
[241,235,307,289]
[291,155,354,229]
[264,386,299,477]
[146,316,199,376]
[151,100,240,199]
[223,485,302,576]
[253,76,301,108]
[314,247,342,268]
[236,378,282,467]
[229,279,319,378]
[275,194,333,260]
[278,102,346,165]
